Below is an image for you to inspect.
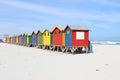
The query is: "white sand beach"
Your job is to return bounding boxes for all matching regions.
[0,43,120,80]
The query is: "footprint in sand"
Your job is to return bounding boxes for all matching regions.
[96,64,109,71]
[96,69,100,71]
[105,64,109,66]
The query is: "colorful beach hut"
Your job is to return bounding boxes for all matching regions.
[19,35,21,45]
[52,26,65,46]
[64,25,89,46]
[23,33,27,46]
[64,25,89,53]
[10,37,12,44]
[4,37,8,43]
[31,31,36,46]
[42,29,52,46]
[13,36,16,44]
[26,34,30,46]
[12,36,14,44]
[28,35,32,46]
[8,37,10,43]
[20,34,24,45]
[18,35,20,44]
[25,33,32,46]
[15,36,16,44]
[16,35,19,44]
[36,30,43,46]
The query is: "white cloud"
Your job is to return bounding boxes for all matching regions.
[91,0,120,7]
[58,0,120,7]
[0,0,120,23]
[0,0,67,16]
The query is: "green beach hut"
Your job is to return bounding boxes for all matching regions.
[36,30,43,46]
[23,33,27,46]
[28,35,32,46]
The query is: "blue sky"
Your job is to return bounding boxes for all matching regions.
[0,0,120,41]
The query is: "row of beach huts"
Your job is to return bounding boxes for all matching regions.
[4,25,91,53]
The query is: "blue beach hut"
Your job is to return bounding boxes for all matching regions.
[32,31,36,46]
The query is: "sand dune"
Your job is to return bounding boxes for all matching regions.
[0,43,120,80]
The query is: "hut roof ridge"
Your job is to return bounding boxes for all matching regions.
[67,25,89,30]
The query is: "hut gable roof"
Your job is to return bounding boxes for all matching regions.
[64,25,89,31]
[52,27,59,33]
[23,33,26,36]
[51,26,64,33]
[43,29,52,33]
[32,31,36,35]
[36,30,42,35]
[64,25,71,31]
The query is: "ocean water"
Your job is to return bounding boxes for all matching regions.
[91,41,120,45]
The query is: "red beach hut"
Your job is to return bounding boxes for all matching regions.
[64,25,89,53]
[52,26,65,46]
[64,25,89,46]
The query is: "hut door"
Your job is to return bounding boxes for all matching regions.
[65,29,72,46]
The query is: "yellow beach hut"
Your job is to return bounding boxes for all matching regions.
[42,29,52,46]
[26,33,29,46]
[16,35,19,44]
